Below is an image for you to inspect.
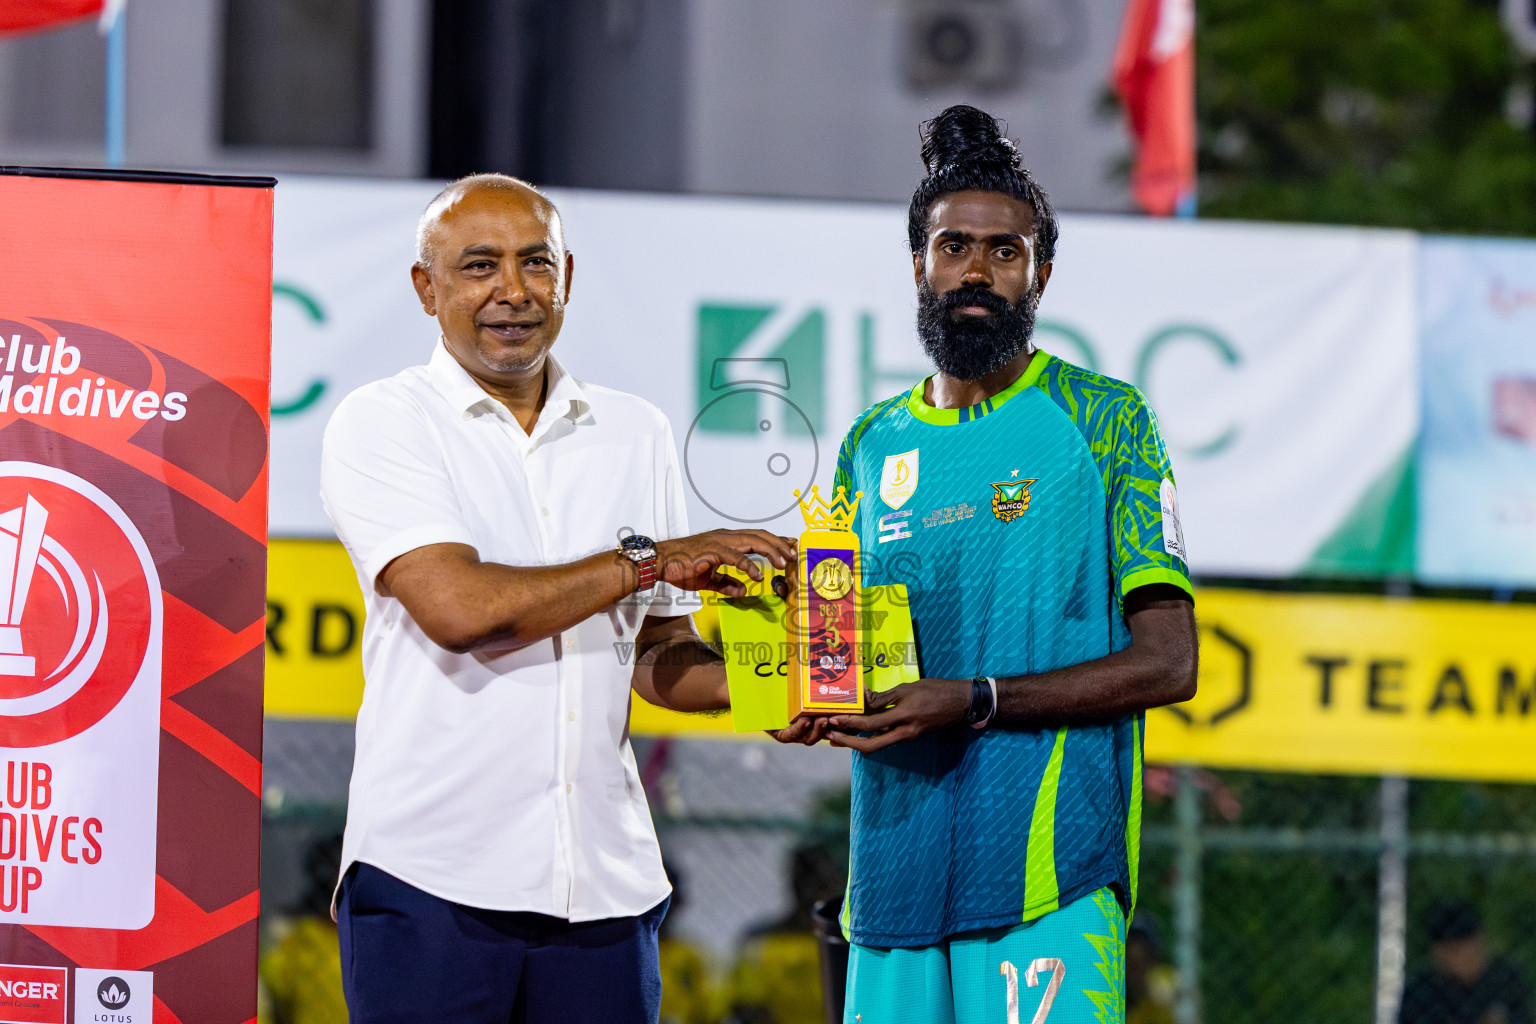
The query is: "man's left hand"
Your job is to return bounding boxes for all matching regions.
[823,679,971,753]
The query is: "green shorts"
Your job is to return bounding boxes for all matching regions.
[844,887,1126,1024]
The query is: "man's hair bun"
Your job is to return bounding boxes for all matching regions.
[906,104,1057,269]
[919,105,1021,176]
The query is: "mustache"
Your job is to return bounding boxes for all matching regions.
[938,284,1011,316]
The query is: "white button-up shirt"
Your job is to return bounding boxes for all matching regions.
[320,341,687,919]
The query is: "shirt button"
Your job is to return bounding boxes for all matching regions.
[568,710,576,722]
[566,783,573,794]
[542,506,550,517]
[565,638,575,649]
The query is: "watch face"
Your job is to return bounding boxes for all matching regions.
[621,534,655,553]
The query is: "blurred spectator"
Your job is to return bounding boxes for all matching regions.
[260,835,348,1024]
[1400,898,1531,1024]
[1126,915,1177,1024]
[726,843,846,1024]
[660,861,719,1024]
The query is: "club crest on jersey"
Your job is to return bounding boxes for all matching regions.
[879,449,919,510]
[990,475,1037,523]
[877,510,913,543]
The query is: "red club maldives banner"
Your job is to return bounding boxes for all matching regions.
[0,169,272,1024]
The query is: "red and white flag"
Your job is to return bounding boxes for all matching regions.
[1112,0,1196,216]
[0,0,122,34]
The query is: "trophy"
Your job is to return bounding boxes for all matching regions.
[788,485,863,717]
[714,486,920,732]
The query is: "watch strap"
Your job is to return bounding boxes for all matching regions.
[966,676,998,729]
[634,554,659,591]
[618,537,659,593]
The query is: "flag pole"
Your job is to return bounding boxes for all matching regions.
[104,4,125,168]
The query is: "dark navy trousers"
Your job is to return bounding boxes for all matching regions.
[338,862,668,1024]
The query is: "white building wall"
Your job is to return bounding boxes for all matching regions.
[684,0,1135,211]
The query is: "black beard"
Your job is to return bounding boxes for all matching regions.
[916,279,1037,382]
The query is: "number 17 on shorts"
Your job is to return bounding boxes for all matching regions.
[1001,958,1067,1024]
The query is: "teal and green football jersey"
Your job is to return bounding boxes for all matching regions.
[833,350,1192,949]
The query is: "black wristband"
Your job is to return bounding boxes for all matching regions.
[964,677,993,726]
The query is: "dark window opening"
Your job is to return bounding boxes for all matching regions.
[221,0,374,150]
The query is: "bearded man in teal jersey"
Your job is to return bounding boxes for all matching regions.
[803,106,1200,1024]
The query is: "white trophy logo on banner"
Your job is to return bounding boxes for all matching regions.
[0,497,109,704]
[0,463,161,929]
[0,499,44,677]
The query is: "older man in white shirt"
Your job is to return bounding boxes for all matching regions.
[320,173,798,1024]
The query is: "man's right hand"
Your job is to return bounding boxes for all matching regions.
[766,716,833,746]
[654,530,796,597]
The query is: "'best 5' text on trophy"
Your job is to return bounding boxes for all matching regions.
[789,485,864,717]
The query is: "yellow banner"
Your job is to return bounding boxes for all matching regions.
[263,538,737,734]
[1154,588,1536,782]
[264,543,1536,780]
[265,539,367,719]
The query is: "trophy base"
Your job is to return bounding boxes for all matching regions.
[0,654,35,676]
[793,704,859,718]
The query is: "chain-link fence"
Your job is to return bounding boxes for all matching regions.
[1139,767,1536,1024]
[255,726,1536,1024]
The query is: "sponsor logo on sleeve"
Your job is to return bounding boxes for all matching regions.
[1160,478,1187,562]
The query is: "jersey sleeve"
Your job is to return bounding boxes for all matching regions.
[834,425,858,510]
[320,386,474,589]
[1109,392,1193,602]
[835,396,902,530]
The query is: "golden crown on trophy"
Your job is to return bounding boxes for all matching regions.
[794,485,862,532]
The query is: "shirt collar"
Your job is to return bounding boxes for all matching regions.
[543,353,594,425]
[904,349,1052,426]
[426,339,594,426]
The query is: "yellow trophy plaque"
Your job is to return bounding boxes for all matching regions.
[788,485,864,717]
[713,488,920,733]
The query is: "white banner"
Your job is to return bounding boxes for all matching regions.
[1418,237,1536,587]
[271,178,1418,578]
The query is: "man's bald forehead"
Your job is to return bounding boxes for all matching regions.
[432,174,553,218]
[415,173,564,269]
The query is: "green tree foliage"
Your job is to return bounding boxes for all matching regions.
[1197,0,1536,233]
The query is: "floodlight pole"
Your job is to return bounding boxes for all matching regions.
[1173,765,1202,1024]
[1375,776,1409,1024]
[105,9,125,168]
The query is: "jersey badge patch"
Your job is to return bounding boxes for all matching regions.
[877,510,913,543]
[990,476,1037,523]
[1160,478,1187,561]
[879,449,919,510]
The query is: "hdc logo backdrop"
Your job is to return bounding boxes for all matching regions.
[260,179,1536,785]
[268,178,1417,582]
[0,170,272,1024]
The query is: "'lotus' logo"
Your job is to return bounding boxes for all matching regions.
[97,975,130,1008]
